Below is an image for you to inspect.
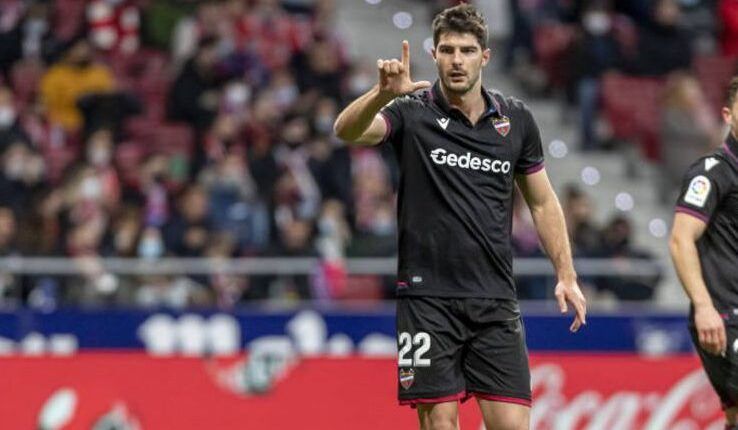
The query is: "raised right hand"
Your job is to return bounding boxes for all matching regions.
[695,303,727,355]
[377,40,431,97]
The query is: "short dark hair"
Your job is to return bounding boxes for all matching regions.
[727,76,738,108]
[432,3,488,50]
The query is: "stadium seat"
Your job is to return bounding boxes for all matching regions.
[115,140,147,187]
[53,0,86,41]
[42,145,78,184]
[693,55,738,116]
[601,73,666,160]
[533,23,577,89]
[10,60,45,108]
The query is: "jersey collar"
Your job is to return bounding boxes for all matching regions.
[725,132,738,165]
[430,80,501,121]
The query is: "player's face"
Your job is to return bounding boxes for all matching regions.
[432,32,490,96]
[721,98,738,138]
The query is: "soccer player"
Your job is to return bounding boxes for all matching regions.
[671,76,738,430]
[333,4,586,430]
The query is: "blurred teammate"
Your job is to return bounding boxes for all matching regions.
[333,4,586,429]
[671,76,738,430]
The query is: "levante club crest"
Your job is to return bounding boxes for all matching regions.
[493,116,511,137]
[399,368,415,390]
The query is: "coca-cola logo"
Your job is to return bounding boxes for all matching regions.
[530,363,723,430]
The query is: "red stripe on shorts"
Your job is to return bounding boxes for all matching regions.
[470,392,532,407]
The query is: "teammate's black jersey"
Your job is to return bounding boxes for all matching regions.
[379,81,544,299]
[676,134,738,315]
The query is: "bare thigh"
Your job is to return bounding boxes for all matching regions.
[477,398,530,430]
[416,401,459,430]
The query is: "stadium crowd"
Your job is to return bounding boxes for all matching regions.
[0,0,730,307]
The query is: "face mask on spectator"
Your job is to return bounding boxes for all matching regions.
[274,85,298,108]
[349,73,373,97]
[583,12,612,36]
[80,177,102,200]
[138,235,163,259]
[25,18,48,35]
[3,160,23,179]
[0,107,16,128]
[88,147,112,167]
[225,83,250,110]
[314,115,334,135]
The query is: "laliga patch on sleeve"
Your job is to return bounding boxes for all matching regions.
[684,175,711,207]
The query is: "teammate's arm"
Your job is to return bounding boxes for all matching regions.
[516,169,587,332]
[333,40,430,145]
[670,213,726,355]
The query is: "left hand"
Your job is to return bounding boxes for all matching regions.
[555,280,587,332]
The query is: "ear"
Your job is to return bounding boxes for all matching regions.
[481,48,491,66]
[722,106,732,125]
[431,47,437,62]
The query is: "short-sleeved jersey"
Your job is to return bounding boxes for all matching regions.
[379,81,544,299]
[675,134,738,314]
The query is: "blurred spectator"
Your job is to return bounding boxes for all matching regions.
[0,142,46,217]
[105,205,141,257]
[659,72,720,205]
[593,215,661,301]
[0,206,20,304]
[167,35,222,133]
[293,35,346,102]
[568,0,625,150]
[78,91,142,140]
[313,199,350,299]
[0,85,30,152]
[134,273,210,308]
[86,0,140,55]
[199,151,270,253]
[0,206,17,256]
[627,0,693,76]
[171,0,226,68]
[163,184,212,257]
[206,232,246,307]
[264,217,316,300]
[562,184,600,256]
[348,149,396,257]
[511,188,548,300]
[134,154,171,227]
[84,127,121,210]
[0,0,59,80]
[233,0,310,72]
[40,38,116,132]
[273,114,322,222]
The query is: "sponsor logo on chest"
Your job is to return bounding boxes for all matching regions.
[429,148,511,175]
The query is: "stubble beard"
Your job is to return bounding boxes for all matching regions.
[442,69,481,97]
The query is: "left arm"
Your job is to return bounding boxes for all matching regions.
[516,168,587,332]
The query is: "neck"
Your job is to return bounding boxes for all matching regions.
[440,80,486,122]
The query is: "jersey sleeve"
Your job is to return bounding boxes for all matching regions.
[515,105,545,175]
[675,158,732,223]
[378,96,408,146]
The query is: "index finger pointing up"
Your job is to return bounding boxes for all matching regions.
[402,40,410,69]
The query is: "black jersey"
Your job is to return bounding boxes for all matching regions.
[676,134,738,316]
[379,81,544,299]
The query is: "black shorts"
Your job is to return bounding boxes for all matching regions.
[396,296,531,407]
[689,323,738,409]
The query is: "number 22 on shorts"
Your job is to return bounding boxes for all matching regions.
[398,332,431,367]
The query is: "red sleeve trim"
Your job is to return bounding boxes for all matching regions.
[518,161,545,175]
[470,392,532,407]
[675,206,709,223]
[399,391,468,407]
[379,111,392,143]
